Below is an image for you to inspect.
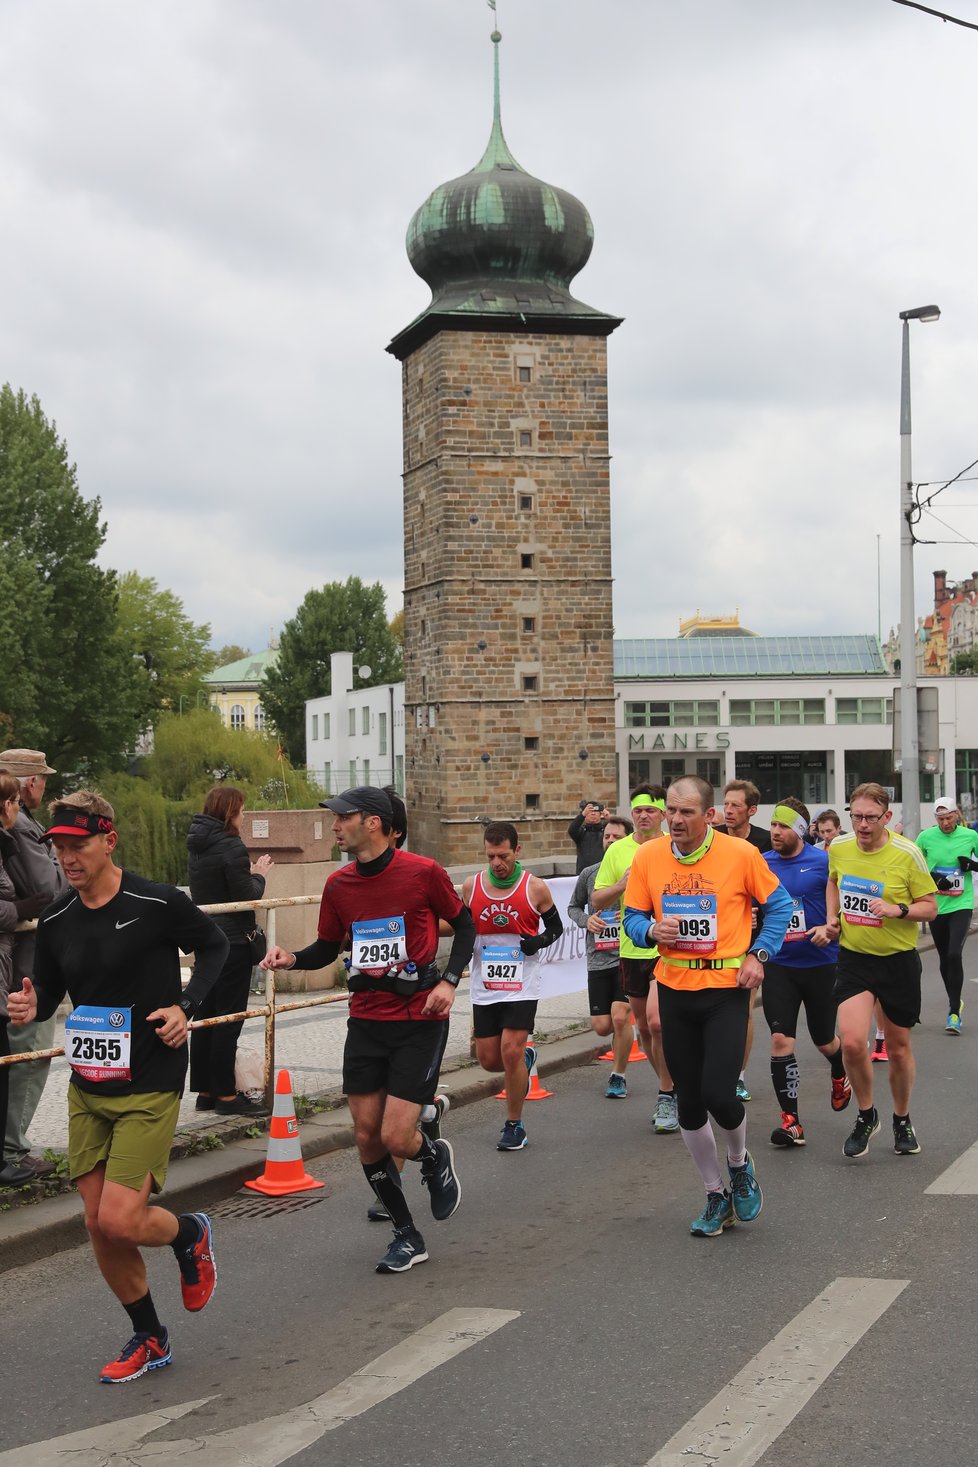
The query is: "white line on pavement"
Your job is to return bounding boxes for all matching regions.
[647,1276,907,1467]
[924,1136,978,1193]
[5,1307,520,1467]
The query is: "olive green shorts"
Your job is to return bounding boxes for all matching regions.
[67,1086,181,1194]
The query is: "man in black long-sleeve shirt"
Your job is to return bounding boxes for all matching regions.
[8,791,229,1385]
[567,801,611,873]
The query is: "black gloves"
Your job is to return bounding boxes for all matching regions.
[936,876,954,892]
[520,933,545,956]
[956,855,978,872]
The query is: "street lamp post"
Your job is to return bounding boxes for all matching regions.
[898,303,940,838]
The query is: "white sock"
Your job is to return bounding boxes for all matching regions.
[680,1122,723,1194]
[720,1115,748,1169]
[420,1103,437,1123]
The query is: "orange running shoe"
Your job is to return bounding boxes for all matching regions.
[770,1113,806,1147]
[870,1038,888,1063]
[831,1074,852,1111]
[99,1329,171,1384]
[175,1212,217,1312]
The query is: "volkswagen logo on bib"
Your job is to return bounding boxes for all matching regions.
[698,897,712,912]
[387,920,401,934]
[108,1011,126,1028]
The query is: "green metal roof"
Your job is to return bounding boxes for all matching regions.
[614,636,888,679]
[203,647,279,687]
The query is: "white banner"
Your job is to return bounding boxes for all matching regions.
[536,874,591,999]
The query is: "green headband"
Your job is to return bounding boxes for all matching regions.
[772,805,809,841]
[631,794,666,811]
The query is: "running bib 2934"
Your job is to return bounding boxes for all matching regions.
[661,893,718,953]
[65,1006,132,1083]
[350,916,407,970]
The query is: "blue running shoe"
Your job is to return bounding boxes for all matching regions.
[524,1044,537,1074]
[497,1119,528,1150]
[728,1152,762,1222]
[735,1079,751,1103]
[690,1190,734,1237]
[420,1138,461,1221]
[946,1012,962,1035]
[376,1225,428,1273]
[605,1073,627,1099]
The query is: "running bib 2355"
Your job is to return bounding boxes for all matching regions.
[65,1006,132,1083]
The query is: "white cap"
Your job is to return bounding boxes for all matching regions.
[934,797,957,814]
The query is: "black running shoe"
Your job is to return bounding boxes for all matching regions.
[893,1117,922,1155]
[376,1225,428,1273]
[420,1137,461,1220]
[843,1109,880,1159]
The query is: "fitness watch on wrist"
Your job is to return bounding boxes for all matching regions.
[897,903,910,919]
[750,948,771,964]
[441,972,462,988]
[178,997,196,1019]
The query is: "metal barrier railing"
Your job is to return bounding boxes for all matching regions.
[0,895,349,1112]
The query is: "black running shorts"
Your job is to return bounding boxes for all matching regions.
[587,967,628,1015]
[833,948,922,1030]
[471,1000,538,1039]
[343,1017,449,1105]
[761,962,838,1048]
[620,957,656,1001]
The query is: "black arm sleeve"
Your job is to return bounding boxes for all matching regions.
[289,937,343,971]
[520,904,563,956]
[178,907,231,1011]
[444,903,475,978]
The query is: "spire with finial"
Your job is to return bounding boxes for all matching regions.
[388,10,620,358]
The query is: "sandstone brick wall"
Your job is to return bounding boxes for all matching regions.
[401,328,617,865]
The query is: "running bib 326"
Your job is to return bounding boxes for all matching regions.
[839,874,883,927]
[935,866,965,897]
[65,1006,132,1083]
[350,916,407,970]
[594,908,621,952]
[785,899,808,942]
[661,893,718,953]
[482,944,524,991]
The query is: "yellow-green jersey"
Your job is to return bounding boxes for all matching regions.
[828,830,936,955]
[594,833,658,961]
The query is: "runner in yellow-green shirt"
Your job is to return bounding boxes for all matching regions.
[593,784,678,1132]
[827,782,937,1161]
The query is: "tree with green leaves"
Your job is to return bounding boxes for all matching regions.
[0,385,142,773]
[209,644,251,670]
[115,571,212,724]
[260,578,403,761]
[951,650,978,677]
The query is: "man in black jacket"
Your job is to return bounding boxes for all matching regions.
[567,801,612,874]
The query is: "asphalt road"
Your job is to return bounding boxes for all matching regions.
[2,952,976,1467]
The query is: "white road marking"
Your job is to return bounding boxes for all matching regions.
[647,1276,907,1467]
[5,1306,520,1467]
[925,1136,978,1193]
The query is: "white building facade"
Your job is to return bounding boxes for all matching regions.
[305,652,405,797]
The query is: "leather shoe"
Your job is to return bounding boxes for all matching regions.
[214,1093,270,1117]
[12,1154,56,1178]
[0,1161,37,1186]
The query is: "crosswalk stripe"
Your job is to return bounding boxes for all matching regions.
[924,1136,978,1193]
[5,1307,520,1467]
[646,1276,907,1467]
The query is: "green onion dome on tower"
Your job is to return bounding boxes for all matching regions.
[388,28,619,360]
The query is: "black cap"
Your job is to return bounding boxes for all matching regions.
[319,786,394,820]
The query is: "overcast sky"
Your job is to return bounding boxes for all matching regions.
[3,0,977,655]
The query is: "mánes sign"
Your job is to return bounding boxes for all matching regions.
[628,731,731,750]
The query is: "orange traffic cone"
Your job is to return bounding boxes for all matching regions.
[496,1038,553,1100]
[244,1069,324,1196]
[627,1030,646,1064]
[598,1046,615,1061]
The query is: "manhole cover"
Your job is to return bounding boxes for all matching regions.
[212,1190,325,1220]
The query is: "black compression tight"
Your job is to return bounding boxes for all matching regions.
[657,982,750,1132]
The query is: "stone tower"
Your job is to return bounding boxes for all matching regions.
[387,27,622,864]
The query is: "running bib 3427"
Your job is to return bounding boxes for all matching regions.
[65,1006,132,1083]
[661,893,718,953]
[350,916,407,970]
[839,874,883,927]
[593,909,621,952]
[482,944,524,991]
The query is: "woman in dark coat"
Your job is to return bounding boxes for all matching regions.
[187,785,273,1116]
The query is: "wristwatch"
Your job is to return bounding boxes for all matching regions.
[897,903,910,919]
[441,972,462,988]
[178,997,196,1018]
[750,948,771,963]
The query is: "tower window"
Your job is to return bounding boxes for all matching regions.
[525,793,541,811]
[524,736,539,751]
[519,492,534,511]
[518,365,532,383]
[520,553,535,570]
[518,430,533,448]
[522,675,538,693]
[522,616,536,634]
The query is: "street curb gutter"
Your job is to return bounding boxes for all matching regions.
[0,1030,607,1275]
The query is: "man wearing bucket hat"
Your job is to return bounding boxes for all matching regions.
[262,787,476,1275]
[0,748,67,1183]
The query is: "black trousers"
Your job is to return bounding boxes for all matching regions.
[189,944,253,1097]
[0,1018,8,1159]
[657,982,750,1132]
[928,909,971,1014]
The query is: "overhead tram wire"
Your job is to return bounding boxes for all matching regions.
[889,0,978,33]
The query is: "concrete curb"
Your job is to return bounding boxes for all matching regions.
[0,1030,608,1274]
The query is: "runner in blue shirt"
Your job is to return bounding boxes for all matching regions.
[762,796,851,1148]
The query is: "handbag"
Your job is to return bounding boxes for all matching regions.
[247,924,268,964]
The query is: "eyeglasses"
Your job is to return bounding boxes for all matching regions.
[851,813,885,825]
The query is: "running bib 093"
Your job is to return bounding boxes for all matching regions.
[839,874,883,927]
[661,893,718,953]
[482,944,524,991]
[350,916,407,970]
[65,1006,132,1083]
[935,866,965,897]
[593,908,621,952]
[785,898,808,942]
